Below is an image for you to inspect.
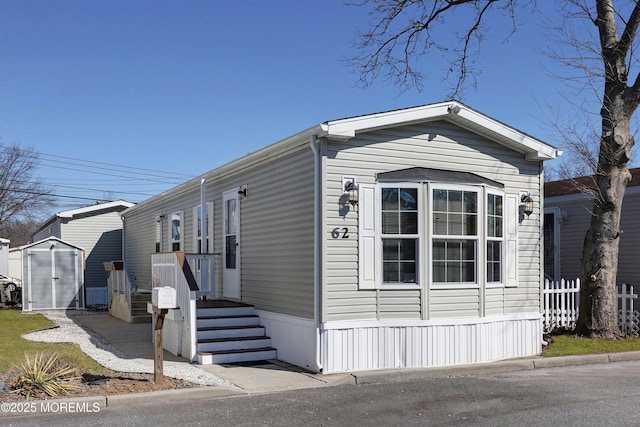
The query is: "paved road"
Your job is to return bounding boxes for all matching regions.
[5,360,640,426]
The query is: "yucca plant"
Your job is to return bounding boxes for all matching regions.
[11,352,80,398]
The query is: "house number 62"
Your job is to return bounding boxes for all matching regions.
[331,227,349,239]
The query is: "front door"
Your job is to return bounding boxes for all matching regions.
[222,189,240,299]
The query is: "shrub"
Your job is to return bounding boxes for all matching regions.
[11,352,80,398]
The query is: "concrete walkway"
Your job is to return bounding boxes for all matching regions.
[72,313,352,392]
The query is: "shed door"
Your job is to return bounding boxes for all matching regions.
[28,249,53,309]
[54,250,80,309]
[222,189,241,299]
[27,248,80,310]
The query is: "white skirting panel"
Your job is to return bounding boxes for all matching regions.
[256,310,317,371]
[320,313,542,374]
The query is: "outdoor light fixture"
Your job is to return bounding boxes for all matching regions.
[344,180,358,206]
[520,193,534,217]
[238,184,248,199]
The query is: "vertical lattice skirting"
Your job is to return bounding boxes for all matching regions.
[320,314,542,374]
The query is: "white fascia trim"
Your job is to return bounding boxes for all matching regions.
[451,107,559,161]
[322,312,542,330]
[322,102,559,161]
[321,103,451,139]
[58,200,135,218]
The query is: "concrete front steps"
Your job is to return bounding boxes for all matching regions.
[130,292,152,323]
[195,300,277,364]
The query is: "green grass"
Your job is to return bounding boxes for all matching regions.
[0,309,108,374]
[543,333,640,357]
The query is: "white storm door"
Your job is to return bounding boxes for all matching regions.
[222,189,240,299]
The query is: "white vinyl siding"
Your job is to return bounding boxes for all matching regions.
[324,120,542,322]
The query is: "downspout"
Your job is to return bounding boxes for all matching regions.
[310,135,323,372]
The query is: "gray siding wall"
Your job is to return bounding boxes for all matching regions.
[60,211,124,288]
[546,186,640,285]
[33,221,60,242]
[322,121,543,322]
[124,143,316,319]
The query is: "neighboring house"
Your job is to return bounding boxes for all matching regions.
[32,200,134,305]
[544,169,640,285]
[122,101,559,373]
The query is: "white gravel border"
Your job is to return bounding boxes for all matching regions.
[22,310,233,387]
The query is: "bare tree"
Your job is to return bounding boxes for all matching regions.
[0,144,54,240]
[350,0,640,338]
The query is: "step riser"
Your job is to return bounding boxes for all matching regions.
[197,328,265,340]
[197,317,260,328]
[197,306,255,317]
[198,350,277,365]
[198,338,272,352]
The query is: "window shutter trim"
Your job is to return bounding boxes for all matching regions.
[359,184,378,289]
[505,195,518,287]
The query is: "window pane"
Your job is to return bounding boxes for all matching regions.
[225,236,237,269]
[448,190,462,212]
[495,217,503,238]
[382,212,399,234]
[464,192,477,213]
[400,212,418,234]
[401,262,416,283]
[382,188,398,210]
[400,189,417,210]
[433,215,447,235]
[488,194,495,215]
[400,239,416,260]
[433,261,445,282]
[433,240,446,260]
[464,214,477,235]
[448,213,463,235]
[384,262,399,282]
[433,189,447,212]
[462,261,475,282]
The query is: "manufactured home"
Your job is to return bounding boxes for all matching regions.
[32,200,134,305]
[544,169,640,285]
[122,102,560,373]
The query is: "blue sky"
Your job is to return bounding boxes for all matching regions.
[1,1,573,213]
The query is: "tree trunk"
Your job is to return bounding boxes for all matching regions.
[576,100,632,338]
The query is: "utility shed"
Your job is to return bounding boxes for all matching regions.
[32,200,134,305]
[18,237,85,311]
[122,101,560,373]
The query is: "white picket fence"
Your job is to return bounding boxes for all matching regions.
[543,279,639,335]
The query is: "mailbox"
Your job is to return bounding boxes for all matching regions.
[152,286,177,309]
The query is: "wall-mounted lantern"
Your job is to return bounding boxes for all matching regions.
[343,179,358,206]
[519,192,534,217]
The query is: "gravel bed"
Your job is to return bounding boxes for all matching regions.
[22,310,233,387]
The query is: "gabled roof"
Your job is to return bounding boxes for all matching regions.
[33,200,134,236]
[56,200,135,219]
[10,236,84,252]
[124,102,557,215]
[319,101,560,161]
